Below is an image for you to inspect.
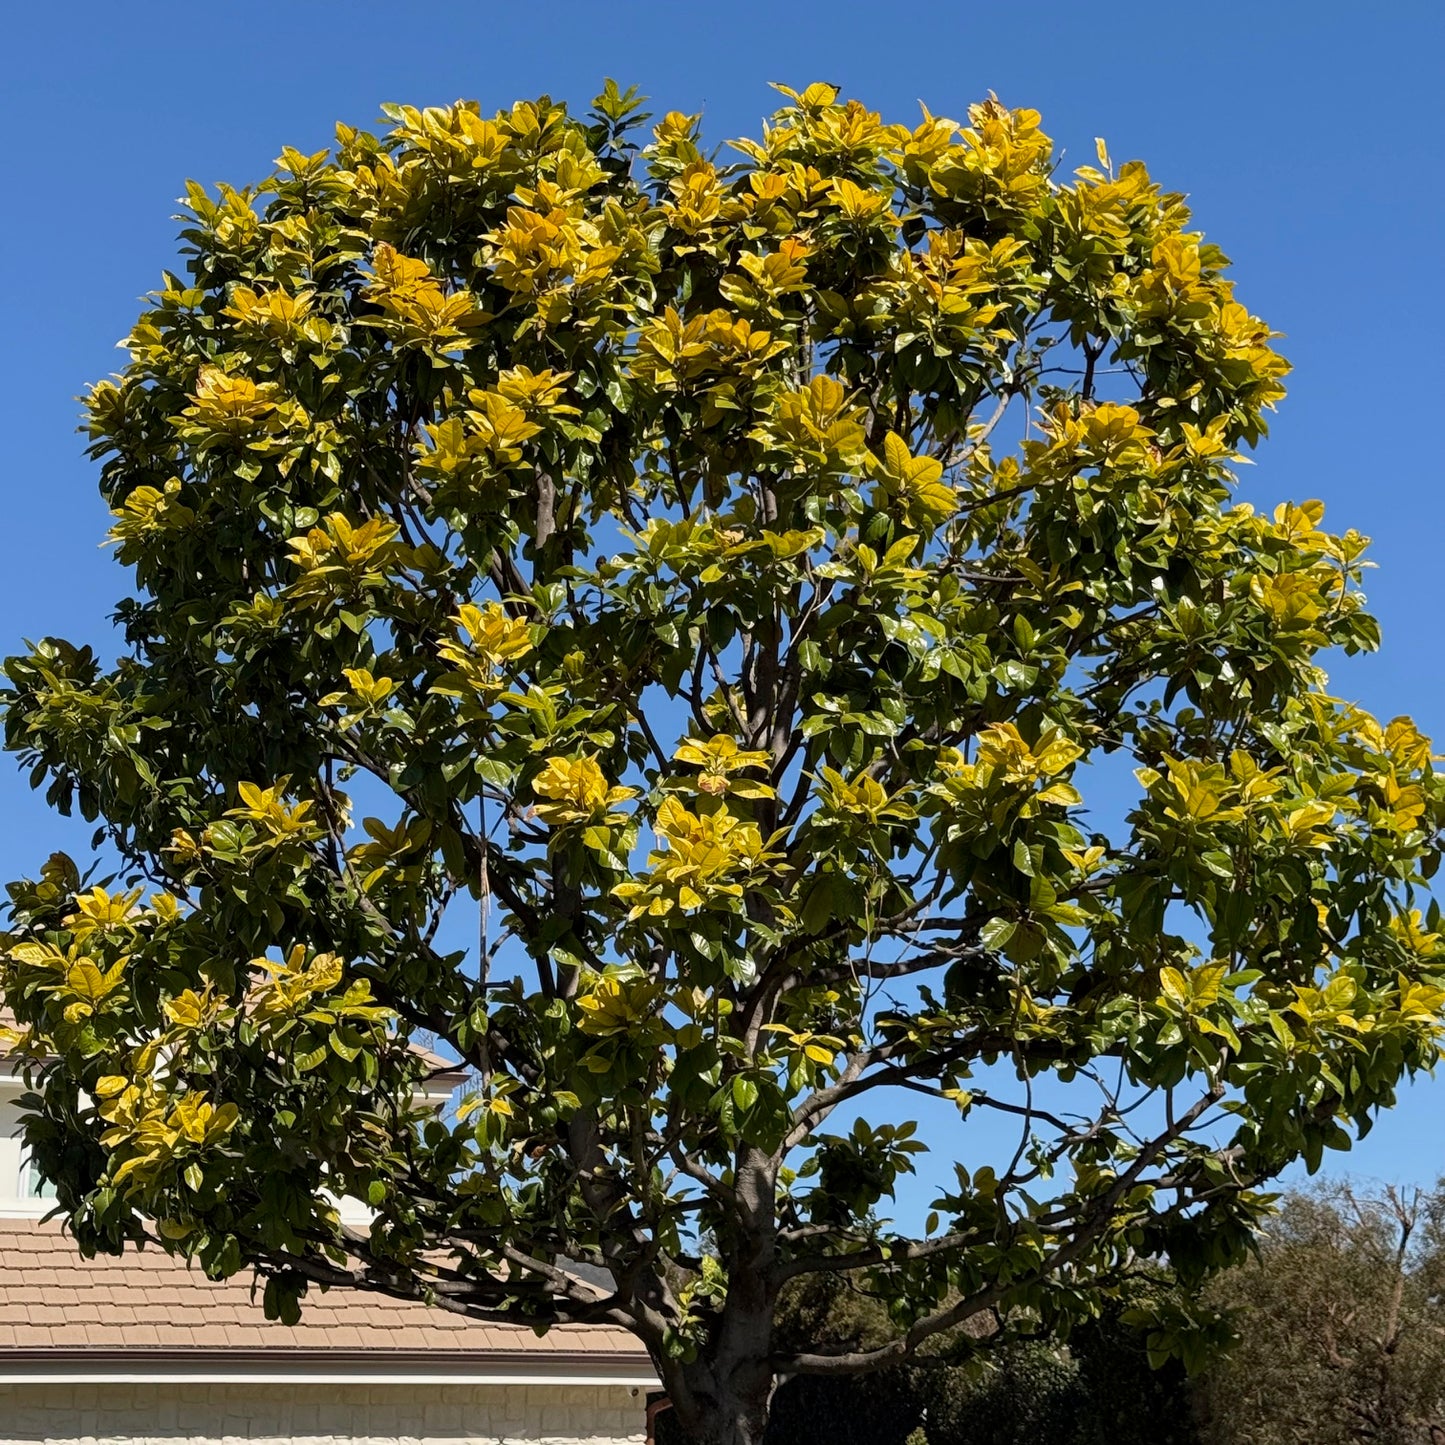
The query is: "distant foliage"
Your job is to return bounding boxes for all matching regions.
[753,1277,1199,1445]
[1197,1183,1445,1445]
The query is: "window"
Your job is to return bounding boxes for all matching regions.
[18,1152,57,1201]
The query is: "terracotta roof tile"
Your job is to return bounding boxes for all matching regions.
[0,1218,646,1363]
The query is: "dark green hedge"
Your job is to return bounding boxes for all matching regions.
[655,1311,1199,1445]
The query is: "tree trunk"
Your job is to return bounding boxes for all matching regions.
[661,1146,780,1444]
[662,1354,775,1445]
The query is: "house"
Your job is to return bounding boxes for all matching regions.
[0,1026,658,1445]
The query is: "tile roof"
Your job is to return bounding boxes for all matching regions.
[0,1218,648,1369]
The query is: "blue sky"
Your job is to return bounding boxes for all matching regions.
[1,0,1442,1208]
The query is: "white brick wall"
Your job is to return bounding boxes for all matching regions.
[0,1380,647,1445]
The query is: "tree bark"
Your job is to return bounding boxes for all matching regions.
[662,1145,779,1445]
[662,1350,775,1445]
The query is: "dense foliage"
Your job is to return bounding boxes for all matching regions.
[727,1184,1445,1445]
[743,1276,1200,1445]
[3,81,1442,1443]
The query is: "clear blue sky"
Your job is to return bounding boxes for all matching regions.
[2,0,1442,1205]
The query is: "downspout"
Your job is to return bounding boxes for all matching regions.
[645,1394,674,1445]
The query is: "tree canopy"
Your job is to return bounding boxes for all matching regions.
[3,81,1443,1444]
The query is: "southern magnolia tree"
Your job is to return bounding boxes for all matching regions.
[3,82,1443,1443]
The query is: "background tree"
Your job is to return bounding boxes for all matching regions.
[2,81,1443,1445]
[1197,1183,1445,1445]
[749,1274,1202,1445]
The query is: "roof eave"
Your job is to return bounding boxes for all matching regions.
[0,1345,658,1387]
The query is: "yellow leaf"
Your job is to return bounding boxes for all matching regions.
[1191,964,1228,1008]
[1159,967,1188,1006]
[871,432,956,531]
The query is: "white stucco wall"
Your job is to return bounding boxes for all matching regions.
[0,1381,648,1445]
